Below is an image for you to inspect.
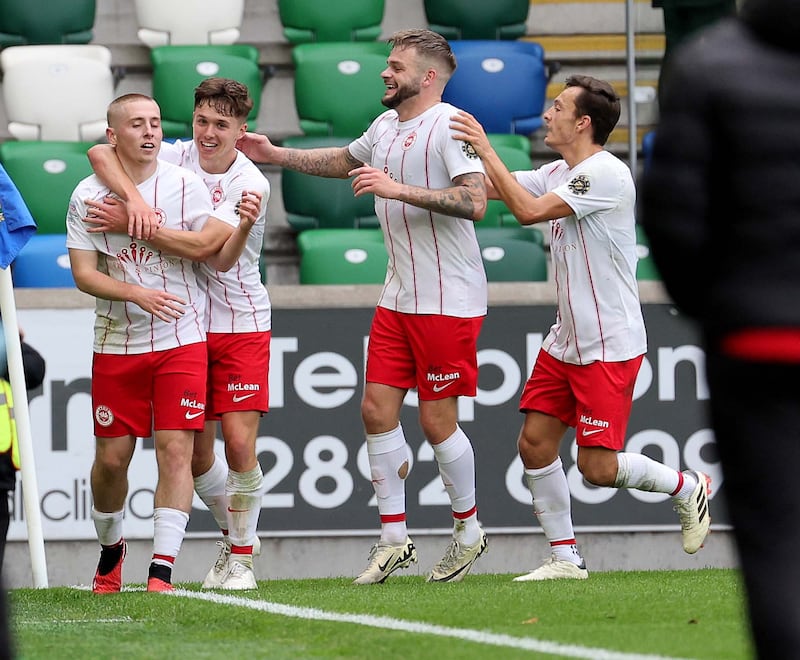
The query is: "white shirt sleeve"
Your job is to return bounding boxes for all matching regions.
[551,159,624,220]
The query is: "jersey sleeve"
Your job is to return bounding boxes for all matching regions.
[514,167,550,198]
[551,158,624,220]
[158,139,186,166]
[439,114,485,180]
[349,129,373,165]
[65,179,102,250]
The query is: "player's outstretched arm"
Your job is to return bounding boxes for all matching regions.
[236,131,360,179]
[87,144,160,240]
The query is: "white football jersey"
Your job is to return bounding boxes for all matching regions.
[514,150,647,364]
[160,140,272,333]
[66,160,212,354]
[349,102,487,318]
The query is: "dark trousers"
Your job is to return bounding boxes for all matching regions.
[705,353,800,659]
[0,492,8,571]
[0,491,11,660]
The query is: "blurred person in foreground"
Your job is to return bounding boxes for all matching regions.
[651,0,737,104]
[452,75,711,581]
[640,0,800,655]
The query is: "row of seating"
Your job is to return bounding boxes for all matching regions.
[280,133,534,233]
[298,229,547,285]
[297,224,661,285]
[11,223,662,288]
[0,0,532,48]
[0,38,554,143]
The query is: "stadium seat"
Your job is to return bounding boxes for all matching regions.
[150,45,262,138]
[486,133,532,155]
[278,0,385,44]
[135,0,244,47]
[0,141,94,235]
[0,45,115,142]
[642,130,656,174]
[477,235,548,282]
[281,137,379,232]
[424,0,530,40]
[300,239,389,285]
[482,143,535,227]
[443,40,549,136]
[0,0,95,47]
[296,228,384,255]
[12,234,75,288]
[474,225,544,247]
[292,42,391,137]
[635,224,660,280]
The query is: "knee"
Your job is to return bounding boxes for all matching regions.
[517,433,556,469]
[361,394,388,431]
[94,452,128,478]
[418,411,444,443]
[576,455,617,487]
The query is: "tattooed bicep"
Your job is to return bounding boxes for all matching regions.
[454,172,487,194]
[343,149,364,170]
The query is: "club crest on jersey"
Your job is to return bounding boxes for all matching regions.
[117,242,154,265]
[210,185,225,206]
[153,207,166,227]
[567,174,591,195]
[402,132,417,150]
[461,141,479,159]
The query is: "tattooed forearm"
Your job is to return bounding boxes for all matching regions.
[397,172,487,220]
[278,147,360,179]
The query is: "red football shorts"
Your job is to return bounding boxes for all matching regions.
[205,331,270,420]
[519,348,644,450]
[365,306,484,400]
[92,342,208,438]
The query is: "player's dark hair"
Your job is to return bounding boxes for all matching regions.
[565,75,621,146]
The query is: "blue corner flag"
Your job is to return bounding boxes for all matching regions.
[0,163,37,270]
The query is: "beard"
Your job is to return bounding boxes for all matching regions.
[381,80,422,109]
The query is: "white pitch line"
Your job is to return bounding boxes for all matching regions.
[170,588,693,660]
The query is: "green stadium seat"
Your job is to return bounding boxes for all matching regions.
[281,136,380,232]
[0,141,95,234]
[292,42,391,137]
[474,225,543,246]
[150,45,262,138]
[296,228,384,256]
[482,144,534,227]
[635,224,660,280]
[477,235,548,282]
[424,0,530,40]
[0,0,95,47]
[278,0,385,45]
[300,239,389,285]
[135,0,244,47]
[486,133,532,154]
